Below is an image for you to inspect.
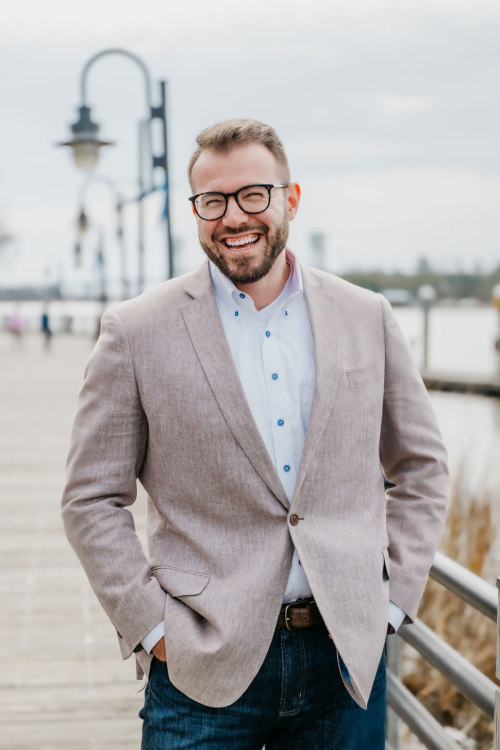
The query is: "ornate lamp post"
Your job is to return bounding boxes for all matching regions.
[58,48,174,288]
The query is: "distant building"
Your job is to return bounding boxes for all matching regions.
[0,285,62,301]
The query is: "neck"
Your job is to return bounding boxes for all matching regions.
[233,251,290,311]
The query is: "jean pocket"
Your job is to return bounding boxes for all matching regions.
[152,655,171,681]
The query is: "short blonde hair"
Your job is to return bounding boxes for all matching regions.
[188,118,291,189]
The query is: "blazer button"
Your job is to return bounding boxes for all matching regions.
[289,514,299,526]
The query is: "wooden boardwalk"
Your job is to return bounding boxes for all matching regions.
[0,332,146,749]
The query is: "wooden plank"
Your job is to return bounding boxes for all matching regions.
[0,333,146,749]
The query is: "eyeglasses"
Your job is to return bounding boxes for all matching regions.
[189,184,288,221]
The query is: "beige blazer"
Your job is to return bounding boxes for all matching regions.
[62,261,448,710]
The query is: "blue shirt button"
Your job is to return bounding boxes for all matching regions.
[283,465,290,472]
[277,419,284,426]
[272,373,278,380]
[266,331,271,337]
[239,293,245,298]
[234,311,239,316]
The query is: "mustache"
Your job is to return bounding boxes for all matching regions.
[213,223,268,241]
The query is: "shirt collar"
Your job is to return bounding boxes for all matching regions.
[209,249,303,317]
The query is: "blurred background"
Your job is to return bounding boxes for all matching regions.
[1,1,499,749]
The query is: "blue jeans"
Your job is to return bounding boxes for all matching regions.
[140,623,386,749]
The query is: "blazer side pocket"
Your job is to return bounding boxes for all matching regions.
[151,565,210,597]
[347,360,384,387]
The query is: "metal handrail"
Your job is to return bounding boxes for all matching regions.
[386,553,500,750]
[430,551,497,622]
[399,619,496,720]
[387,671,461,750]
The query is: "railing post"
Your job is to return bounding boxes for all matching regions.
[386,635,401,749]
[495,576,500,750]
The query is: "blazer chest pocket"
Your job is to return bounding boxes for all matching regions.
[151,565,210,597]
[382,548,390,581]
[347,360,384,387]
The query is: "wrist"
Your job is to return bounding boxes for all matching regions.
[141,620,165,654]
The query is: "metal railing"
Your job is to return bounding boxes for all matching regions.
[385,551,499,750]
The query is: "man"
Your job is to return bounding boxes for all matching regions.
[62,119,449,749]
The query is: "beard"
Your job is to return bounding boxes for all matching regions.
[199,216,289,285]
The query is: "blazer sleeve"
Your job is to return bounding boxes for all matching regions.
[61,309,166,659]
[378,294,449,623]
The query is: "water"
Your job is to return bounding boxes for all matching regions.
[391,306,500,489]
[392,306,500,576]
[393,305,499,378]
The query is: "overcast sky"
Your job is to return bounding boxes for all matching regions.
[0,0,499,294]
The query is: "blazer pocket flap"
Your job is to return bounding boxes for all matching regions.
[347,360,384,387]
[382,548,391,580]
[151,566,210,597]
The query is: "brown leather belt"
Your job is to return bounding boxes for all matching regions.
[277,598,323,631]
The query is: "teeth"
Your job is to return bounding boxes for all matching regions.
[226,235,258,247]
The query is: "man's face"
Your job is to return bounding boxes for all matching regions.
[190,143,299,284]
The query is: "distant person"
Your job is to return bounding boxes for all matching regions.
[62,119,449,749]
[41,303,52,351]
[6,304,25,348]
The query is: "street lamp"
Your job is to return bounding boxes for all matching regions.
[417,284,437,372]
[77,207,89,234]
[57,48,174,286]
[59,106,113,170]
[77,174,129,300]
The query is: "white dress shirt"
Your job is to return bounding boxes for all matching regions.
[141,251,405,654]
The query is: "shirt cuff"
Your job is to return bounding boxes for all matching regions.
[388,601,406,634]
[141,620,165,654]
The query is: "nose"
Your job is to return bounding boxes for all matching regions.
[223,195,249,225]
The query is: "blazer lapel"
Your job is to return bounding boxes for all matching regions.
[182,263,289,510]
[292,267,344,501]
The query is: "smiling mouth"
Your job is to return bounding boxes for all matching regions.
[222,233,261,251]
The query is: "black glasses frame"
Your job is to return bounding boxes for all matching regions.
[188,184,288,221]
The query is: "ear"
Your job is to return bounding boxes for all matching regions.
[287,182,301,221]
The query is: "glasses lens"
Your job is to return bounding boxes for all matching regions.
[237,186,269,213]
[196,193,226,220]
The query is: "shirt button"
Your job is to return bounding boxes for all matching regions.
[234,311,239,317]
[283,465,290,472]
[272,373,278,380]
[289,514,299,526]
[277,419,284,426]
[239,293,245,298]
[266,331,271,337]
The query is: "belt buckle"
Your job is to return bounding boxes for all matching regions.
[284,599,316,631]
[284,602,295,631]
